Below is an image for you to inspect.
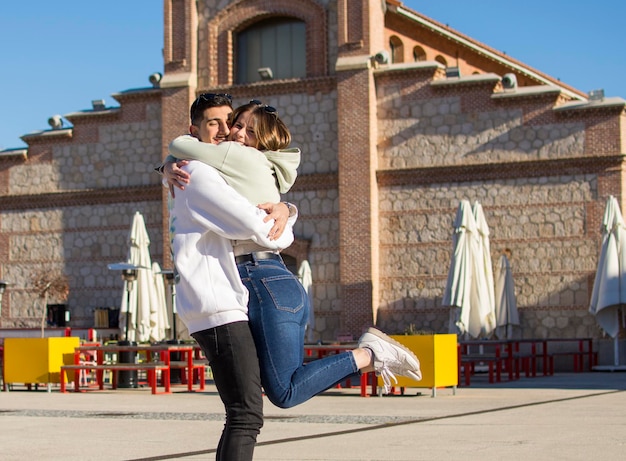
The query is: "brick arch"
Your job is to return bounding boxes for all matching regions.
[205,0,327,87]
[413,45,427,62]
[389,35,404,63]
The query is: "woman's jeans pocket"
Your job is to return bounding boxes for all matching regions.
[261,275,306,314]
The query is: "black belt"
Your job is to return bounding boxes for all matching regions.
[235,251,282,265]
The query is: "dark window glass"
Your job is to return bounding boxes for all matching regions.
[236,18,306,83]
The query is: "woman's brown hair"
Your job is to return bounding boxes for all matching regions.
[229,102,291,151]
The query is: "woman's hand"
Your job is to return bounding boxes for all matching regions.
[257,202,290,240]
[164,159,191,198]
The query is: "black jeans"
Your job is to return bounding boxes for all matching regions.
[192,321,263,461]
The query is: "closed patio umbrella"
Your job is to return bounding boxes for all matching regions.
[443,200,475,321]
[150,262,170,342]
[443,200,496,338]
[494,252,520,339]
[589,196,626,368]
[472,202,496,337]
[119,211,155,343]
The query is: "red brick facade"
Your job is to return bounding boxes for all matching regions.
[1,1,624,348]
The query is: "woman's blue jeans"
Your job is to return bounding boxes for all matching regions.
[192,321,263,461]
[237,257,359,408]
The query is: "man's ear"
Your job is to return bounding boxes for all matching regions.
[189,125,199,138]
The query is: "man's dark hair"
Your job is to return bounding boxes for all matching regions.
[190,93,233,125]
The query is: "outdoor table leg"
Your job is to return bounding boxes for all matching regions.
[158,350,167,387]
[495,345,501,382]
[515,342,525,379]
[541,341,549,376]
[186,349,194,392]
[97,350,105,389]
[148,369,156,394]
[360,373,368,397]
[587,339,595,370]
[369,372,377,396]
[70,351,81,392]
[60,368,67,393]
[457,343,461,385]
[197,365,205,391]
[507,342,513,381]
[163,354,171,393]
[577,340,583,372]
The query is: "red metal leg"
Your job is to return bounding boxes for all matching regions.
[60,369,67,393]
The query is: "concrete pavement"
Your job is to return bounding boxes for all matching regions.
[1,372,625,460]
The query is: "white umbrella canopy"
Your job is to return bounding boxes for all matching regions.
[589,196,626,338]
[298,260,315,343]
[589,196,626,367]
[119,211,155,342]
[443,200,496,339]
[443,200,476,321]
[150,262,170,342]
[472,202,496,337]
[494,253,520,339]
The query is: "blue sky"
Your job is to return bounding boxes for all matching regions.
[1,0,623,149]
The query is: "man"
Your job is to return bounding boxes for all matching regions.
[163,93,230,197]
[167,94,422,458]
[168,93,293,461]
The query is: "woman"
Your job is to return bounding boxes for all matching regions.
[165,101,422,407]
[166,102,300,207]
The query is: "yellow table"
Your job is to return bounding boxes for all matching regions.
[378,334,458,397]
[3,337,79,391]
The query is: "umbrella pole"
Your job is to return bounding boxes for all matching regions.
[171,283,177,341]
[172,313,177,341]
[614,336,620,367]
[125,280,133,342]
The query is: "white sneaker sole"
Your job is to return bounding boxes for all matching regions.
[360,327,422,380]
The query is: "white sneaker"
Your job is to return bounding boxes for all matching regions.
[358,327,422,394]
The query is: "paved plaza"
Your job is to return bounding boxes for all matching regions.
[1,372,625,460]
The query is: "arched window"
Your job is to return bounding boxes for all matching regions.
[236,18,306,83]
[389,36,404,63]
[435,55,448,67]
[413,46,426,62]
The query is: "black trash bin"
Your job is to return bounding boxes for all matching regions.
[46,304,68,327]
[117,340,138,388]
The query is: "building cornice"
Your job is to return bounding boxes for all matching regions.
[64,108,120,124]
[431,72,502,88]
[553,97,626,114]
[0,185,162,211]
[491,85,564,101]
[20,129,73,144]
[112,87,162,103]
[377,155,626,187]
[201,76,337,99]
[0,147,28,160]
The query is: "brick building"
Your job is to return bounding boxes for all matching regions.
[1,0,624,348]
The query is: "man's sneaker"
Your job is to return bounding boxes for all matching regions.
[358,327,422,394]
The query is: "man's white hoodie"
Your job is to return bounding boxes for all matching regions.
[169,160,296,334]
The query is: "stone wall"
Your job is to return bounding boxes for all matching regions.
[373,72,610,338]
[377,176,599,337]
[0,92,163,329]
